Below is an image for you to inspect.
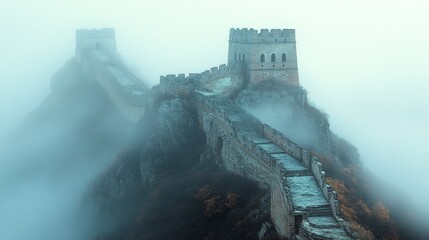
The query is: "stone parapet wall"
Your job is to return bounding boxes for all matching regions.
[78,47,149,122]
[159,63,245,97]
[200,62,244,82]
[94,70,146,122]
[262,124,340,218]
[195,94,349,239]
[159,74,197,97]
[229,28,296,43]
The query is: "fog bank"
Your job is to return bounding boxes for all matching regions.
[1,0,428,233]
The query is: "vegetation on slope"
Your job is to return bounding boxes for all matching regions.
[109,164,278,240]
[317,135,427,239]
[92,96,279,240]
[238,80,427,239]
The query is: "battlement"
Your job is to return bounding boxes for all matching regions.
[76,28,116,39]
[200,64,229,78]
[161,63,244,85]
[159,63,246,97]
[160,73,200,83]
[200,63,244,82]
[159,73,199,97]
[76,28,117,55]
[229,28,296,43]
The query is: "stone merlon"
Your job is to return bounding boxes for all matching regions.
[229,28,296,43]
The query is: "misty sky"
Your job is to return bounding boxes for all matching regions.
[1,0,429,220]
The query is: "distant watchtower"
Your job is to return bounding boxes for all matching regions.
[75,28,117,61]
[228,28,299,85]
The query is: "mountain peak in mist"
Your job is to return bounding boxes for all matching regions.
[1,27,427,240]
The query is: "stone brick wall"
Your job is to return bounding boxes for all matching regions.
[228,28,299,85]
[77,45,149,122]
[249,68,299,85]
[75,27,349,239]
[159,62,246,98]
[195,94,349,239]
[262,124,340,218]
[75,28,117,62]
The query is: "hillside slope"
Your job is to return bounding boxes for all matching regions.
[0,58,133,240]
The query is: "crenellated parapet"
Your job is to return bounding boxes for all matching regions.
[159,26,300,96]
[200,64,231,82]
[229,28,296,43]
[158,73,198,97]
[202,62,245,78]
[262,124,341,219]
[158,62,246,97]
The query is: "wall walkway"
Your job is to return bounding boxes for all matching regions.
[195,92,350,239]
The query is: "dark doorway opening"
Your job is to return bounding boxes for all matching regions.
[294,215,303,234]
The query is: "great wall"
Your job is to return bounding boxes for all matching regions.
[75,28,352,239]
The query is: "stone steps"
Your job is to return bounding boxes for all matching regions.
[305,205,333,217]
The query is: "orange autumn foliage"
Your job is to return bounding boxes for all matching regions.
[372,201,391,223]
[326,177,357,221]
[194,184,240,218]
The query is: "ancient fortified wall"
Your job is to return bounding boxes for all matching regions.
[194,94,349,239]
[75,28,149,122]
[76,28,350,239]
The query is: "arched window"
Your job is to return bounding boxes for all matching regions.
[242,54,245,61]
[234,53,237,62]
[271,53,276,62]
[239,53,242,61]
[260,54,265,62]
[282,53,287,62]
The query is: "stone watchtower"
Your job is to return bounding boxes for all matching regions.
[75,28,117,61]
[228,28,299,85]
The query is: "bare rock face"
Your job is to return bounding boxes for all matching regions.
[87,97,205,218]
[139,98,203,187]
[86,95,280,239]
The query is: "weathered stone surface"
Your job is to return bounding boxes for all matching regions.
[76,32,150,122]
[195,93,351,239]
[89,97,204,219]
[79,28,352,239]
[228,28,299,85]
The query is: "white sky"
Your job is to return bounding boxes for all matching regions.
[1,0,428,218]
